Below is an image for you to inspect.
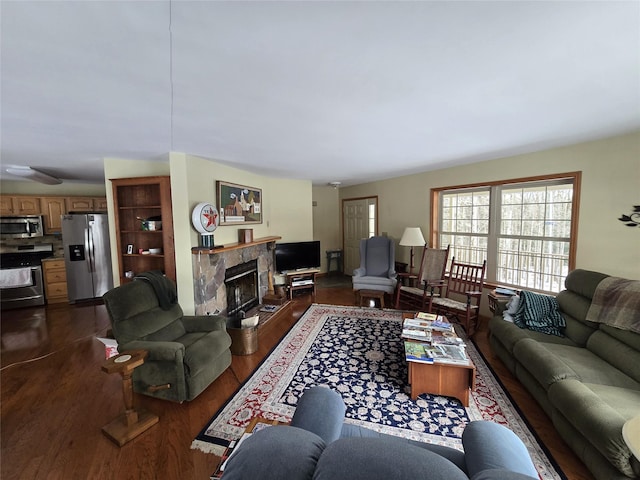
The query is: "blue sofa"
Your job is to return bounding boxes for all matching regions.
[222,387,539,480]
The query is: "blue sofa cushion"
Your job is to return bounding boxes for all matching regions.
[222,426,325,480]
[313,437,468,480]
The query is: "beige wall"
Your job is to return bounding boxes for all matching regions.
[337,131,640,281]
[312,186,342,272]
[169,153,313,314]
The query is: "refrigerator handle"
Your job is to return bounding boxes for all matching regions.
[87,222,95,273]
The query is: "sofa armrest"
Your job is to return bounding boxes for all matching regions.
[183,315,226,332]
[462,421,538,478]
[353,267,366,277]
[290,387,346,444]
[120,340,185,362]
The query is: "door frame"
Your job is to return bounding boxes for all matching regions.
[341,196,378,276]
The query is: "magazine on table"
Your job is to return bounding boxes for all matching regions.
[401,326,432,342]
[424,344,469,365]
[406,316,452,333]
[404,341,434,364]
[430,331,464,346]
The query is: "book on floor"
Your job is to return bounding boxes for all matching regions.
[404,341,434,364]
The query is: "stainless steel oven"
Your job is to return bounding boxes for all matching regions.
[0,244,53,310]
[0,215,44,239]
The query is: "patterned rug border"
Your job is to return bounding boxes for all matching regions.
[192,304,565,479]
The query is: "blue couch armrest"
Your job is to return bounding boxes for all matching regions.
[290,386,346,444]
[462,421,538,479]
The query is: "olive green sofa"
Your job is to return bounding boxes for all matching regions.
[488,269,640,480]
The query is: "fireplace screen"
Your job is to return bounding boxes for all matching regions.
[225,259,259,318]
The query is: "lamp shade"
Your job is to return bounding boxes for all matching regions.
[399,227,426,247]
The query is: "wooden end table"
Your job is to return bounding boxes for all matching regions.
[402,313,476,406]
[101,350,159,446]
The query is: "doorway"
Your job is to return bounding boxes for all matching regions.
[342,197,378,276]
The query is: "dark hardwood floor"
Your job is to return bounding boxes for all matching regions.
[1,279,593,479]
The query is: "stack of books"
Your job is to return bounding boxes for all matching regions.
[403,312,469,366]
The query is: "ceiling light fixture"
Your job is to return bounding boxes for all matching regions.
[329,182,342,189]
[5,166,62,185]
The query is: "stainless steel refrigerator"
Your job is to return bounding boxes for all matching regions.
[62,213,113,303]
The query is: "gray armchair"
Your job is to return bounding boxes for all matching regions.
[102,276,232,403]
[352,236,397,294]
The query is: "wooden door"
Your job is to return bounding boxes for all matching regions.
[342,197,377,276]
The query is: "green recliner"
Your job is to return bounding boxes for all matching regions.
[102,276,232,403]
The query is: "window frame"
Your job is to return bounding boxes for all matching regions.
[430,172,581,293]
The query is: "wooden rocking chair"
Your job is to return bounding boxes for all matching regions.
[394,245,450,310]
[426,257,486,336]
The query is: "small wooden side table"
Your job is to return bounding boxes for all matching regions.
[101,350,159,446]
[356,289,386,309]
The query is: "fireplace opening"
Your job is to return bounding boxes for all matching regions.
[225,259,259,320]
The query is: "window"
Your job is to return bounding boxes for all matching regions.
[432,173,580,293]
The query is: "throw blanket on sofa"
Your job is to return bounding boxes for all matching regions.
[512,290,565,337]
[586,276,640,334]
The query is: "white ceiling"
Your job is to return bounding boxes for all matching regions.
[1,1,639,186]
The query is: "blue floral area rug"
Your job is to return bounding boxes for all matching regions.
[192,304,562,479]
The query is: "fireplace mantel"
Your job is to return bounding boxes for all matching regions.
[191,236,281,255]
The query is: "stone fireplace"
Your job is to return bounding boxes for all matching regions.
[192,239,277,316]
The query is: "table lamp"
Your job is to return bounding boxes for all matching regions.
[399,227,426,274]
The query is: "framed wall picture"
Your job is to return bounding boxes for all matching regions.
[217,181,262,225]
[126,244,134,254]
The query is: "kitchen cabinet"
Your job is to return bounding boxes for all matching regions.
[111,176,175,284]
[42,258,68,304]
[0,195,41,215]
[67,196,108,212]
[40,197,67,234]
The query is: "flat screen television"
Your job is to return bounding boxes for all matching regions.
[275,241,321,273]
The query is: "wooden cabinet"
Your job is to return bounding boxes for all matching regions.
[111,176,175,284]
[42,259,68,304]
[66,196,108,212]
[0,195,41,215]
[285,269,319,299]
[93,197,108,211]
[40,197,67,234]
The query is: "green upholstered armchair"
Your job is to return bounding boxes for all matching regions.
[102,278,232,403]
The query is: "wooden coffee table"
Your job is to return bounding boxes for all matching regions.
[402,313,476,406]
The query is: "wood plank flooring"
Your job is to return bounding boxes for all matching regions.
[1,280,594,479]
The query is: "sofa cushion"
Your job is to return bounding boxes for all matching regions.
[180,330,232,377]
[223,426,325,480]
[515,340,640,389]
[313,437,468,480]
[548,379,640,477]
[564,269,609,300]
[586,329,640,383]
[489,317,576,356]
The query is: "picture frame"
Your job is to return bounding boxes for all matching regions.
[216,181,262,225]
[126,244,134,254]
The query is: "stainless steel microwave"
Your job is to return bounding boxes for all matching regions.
[0,215,44,238]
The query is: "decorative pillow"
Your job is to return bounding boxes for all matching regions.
[502,295,520,323]
[512,291,565,337]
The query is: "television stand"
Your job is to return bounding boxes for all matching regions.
[285,269,319,299]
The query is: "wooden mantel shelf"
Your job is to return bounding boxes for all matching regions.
[191,236,281,255]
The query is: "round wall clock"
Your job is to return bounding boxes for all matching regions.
[191,202,219,234]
